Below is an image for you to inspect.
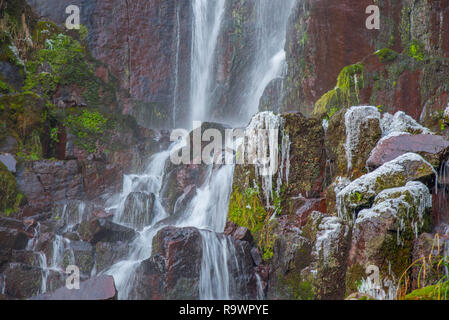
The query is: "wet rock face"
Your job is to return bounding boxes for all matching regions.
[131,226,203,300]
[26,0,193,127]
[15,159,126,216]
[15,160,84,216]
[95,242,130,274]
[325,106,382,181]
[283,0,449,118]
[123,192,156,229]
[267,211,350,300]
[0,226,29,251]
[131,226,261,300]
[78,218,136,244]
[283,0,388,115]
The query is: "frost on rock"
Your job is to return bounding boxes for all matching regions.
[356,181,432,244]
[314,216,349,262]
[381,111,433,136]
[245,111,290,206]
[344,106,381,171]
[336,152,435,222]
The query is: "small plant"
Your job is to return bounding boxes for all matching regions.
[397,234,449,300]
[50,127,59,143]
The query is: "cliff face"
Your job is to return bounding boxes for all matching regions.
[281,0,449,129]
[26,0,193,128]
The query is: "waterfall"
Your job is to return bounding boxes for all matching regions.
[190,0,226,123]
[240,0,295,121]
[105,0,295,300]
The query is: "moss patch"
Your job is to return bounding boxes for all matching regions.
[0,162,24,216]
[228,187,277,261]
[314,63,364,117]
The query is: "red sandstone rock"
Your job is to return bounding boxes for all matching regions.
[367,134,449,169]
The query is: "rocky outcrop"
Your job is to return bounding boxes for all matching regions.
[267,211,350,300]
[336,153,435,222]
[282,0,449,124]
[325,106,382,181]
[367,134,449,169]
[131,226,203,300]
[346,181,432,297]
[78,218,136,244]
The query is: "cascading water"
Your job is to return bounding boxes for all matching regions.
[105,0,295,300]
[190,0,226,123]
[240,0,296,121]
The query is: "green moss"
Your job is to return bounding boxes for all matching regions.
[375,48,399,62]
[64,109,108,153]
[408,41,424,61]
[282,275,316,300]
[405,281,449,300]
[228,187,278,261]
[24,33,89,97]
[0,162,24,216]
[0,30,24,67]
[0,79,14,94]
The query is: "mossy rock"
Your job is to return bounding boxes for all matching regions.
[314,63,364,118]
[282,112,326,198]
[0,161,24,217]
[375,48,399,63]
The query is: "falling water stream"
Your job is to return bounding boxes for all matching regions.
[103,0,295,299]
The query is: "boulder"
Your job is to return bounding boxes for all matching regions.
[346,182,432,297]
[30,275,117,300]
[336,153,435,222]
[78,218,136,244]
[0,227,29,250]
[66,241,95,276]
[267,211,350,300]
[381,111,433,136]
[325,106,382,180]
[367,134,449,169]
[281,112,326,198]
[131,226,203,300]
[2,263,44,299]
